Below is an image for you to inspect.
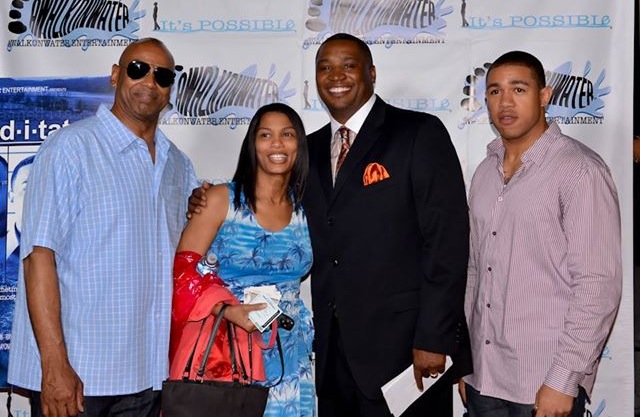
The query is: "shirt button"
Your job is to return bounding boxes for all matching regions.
[487,266,492,272]
[497,196,503,202]
[492,231,497,236]
[485,340,491,345]
[486,303,491,308]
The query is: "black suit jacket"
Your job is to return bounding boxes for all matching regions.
[303,97,472,399]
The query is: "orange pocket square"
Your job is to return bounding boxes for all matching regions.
[363,162,390,186]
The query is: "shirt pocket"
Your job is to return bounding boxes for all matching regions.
[361,175,396,193]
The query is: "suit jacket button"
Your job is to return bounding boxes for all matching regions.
[327,218,334,226]
[332,259,339,266]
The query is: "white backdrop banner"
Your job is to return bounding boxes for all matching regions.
[0,1,633,416]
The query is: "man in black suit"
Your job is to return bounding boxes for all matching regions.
[304,33,471,417]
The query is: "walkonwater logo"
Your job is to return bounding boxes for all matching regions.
[458,60,610,129]
[163,64,294,129]
[303,0,452,49]
[7,0,143,51]
[463,13,611,30]
[546,61,610,122]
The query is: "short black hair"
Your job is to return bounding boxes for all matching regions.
[316,33,374,66]
[231,102,308,213]
[487,50,546,89]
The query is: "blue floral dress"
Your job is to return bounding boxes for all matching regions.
[197,183,315,417]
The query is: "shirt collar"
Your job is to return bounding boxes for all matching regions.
[487,122,561,166]
[96,104,137,152]
[521,122,561,165]
[96,103,169,155]
[329,93,376,138]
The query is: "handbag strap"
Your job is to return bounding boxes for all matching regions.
[262,332,285,388]
[181,303,285,387]
[196,304,232,379]
[223,315,285,387]
[253,320,278,349]
[181,316,211,379]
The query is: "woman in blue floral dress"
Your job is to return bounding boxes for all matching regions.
[169,103,315,417]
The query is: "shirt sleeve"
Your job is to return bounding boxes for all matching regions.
[178,151,199,232]
[544,159,622,396]
[185,157,199,194]
[410,115,470,353]
[21,138,81,259]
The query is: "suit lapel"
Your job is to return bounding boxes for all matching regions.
[331,98,387,203]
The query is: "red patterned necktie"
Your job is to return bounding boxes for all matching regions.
[336,126,351,173]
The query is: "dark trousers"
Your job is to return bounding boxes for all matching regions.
[29,388,160,417]
[318,317,453,417]
[466,383,586,417]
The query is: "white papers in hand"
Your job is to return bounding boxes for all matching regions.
[244,285,282,332]
[381,356,453,417]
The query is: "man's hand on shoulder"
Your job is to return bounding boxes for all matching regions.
[412,349,446,391]
[187,181,212,219]
[535,384,574,417]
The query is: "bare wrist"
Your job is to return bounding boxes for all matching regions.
[211,302,225,316]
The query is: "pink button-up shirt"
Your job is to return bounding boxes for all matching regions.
[464,123,622,404]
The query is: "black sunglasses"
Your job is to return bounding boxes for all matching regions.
[126,60,176,88]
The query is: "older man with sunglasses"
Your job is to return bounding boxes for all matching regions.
[8,38,197,417]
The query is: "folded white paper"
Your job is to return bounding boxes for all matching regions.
[381,356,453,417]
[244,286,282,332]
[244,285,281,303]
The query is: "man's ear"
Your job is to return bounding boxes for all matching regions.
[540,85,552,107]
[110,64,119,88]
